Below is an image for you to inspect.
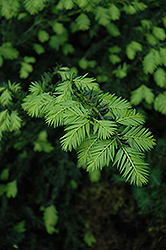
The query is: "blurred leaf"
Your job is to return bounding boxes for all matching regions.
[123,4,136,15]
[109,54,121,64]
[153,26,166,41]
[33,43,45,54]
[126,41,142,60]
[109,4,120,20]
[154,92,166,114]
[6,180,18,198]
[76,13,90,31]
[62,43,74,55]
[84,231,96,246]
[0,185,7,196]
[0,169,9,181]
[131,85,154,105]
[106,23,121,36]
[143,50,161,74]
[43,205,58,234]
[113,63,128,78]
[38,30,50,43]
[154,67,166,88]
[13,221,26,233]
[34,130,54,153]
[89,169,101,183]
[0,42,19,60]
[70,179,78,189]
[95,6,110,26]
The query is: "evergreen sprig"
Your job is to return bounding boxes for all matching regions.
[22,67,155,186]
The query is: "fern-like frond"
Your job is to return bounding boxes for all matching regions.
[54,80,73,103]
[101,93,131,111]
[0,109,11,131]
[86,138,117,171]
[61,119,90,151]
[0,0,20,19]
[22,93,53,117]
[9,111,22,131]
[143,49,161,74]
[45,100,78,127]
[116,109,145,126]
[7,81,21,92]
[130,85,154,105]
[0,89,12,106]
[154,92,166,115]
[77,135,99,167]
[23,0,48,15]
[73,74,99,92]
[0,42,19,60]
[123,126,155,151]
[29,81,44,95]
[93,119,117,139]
[63,103,88,124]
[114,147,149,186]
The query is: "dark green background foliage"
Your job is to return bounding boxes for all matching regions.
[0,0,166,249]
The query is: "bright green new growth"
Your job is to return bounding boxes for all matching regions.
[22,67,155,187]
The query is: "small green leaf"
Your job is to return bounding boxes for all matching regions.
[84,231,96,246]
[141,19,152,29]
[154,92,166,115]
[33,43,45,54]
[24,0,47,15]
[89,169,101,183]
[62,43,74,55]
[126,41,142,60]
[13,221,26,233]
[38,30,50,43]
[52,22,67,34]
[13,245,19,249]
[0,185,7,196]
[70,179,78,189]
[123,4,136,15]
[113,63,128,78]
[159,48,166,66]
[0,42,19,60]
[18,12,27,20]
[109,54,121,64]
[95,6,110,26]
[20,61,34,79]
[43,205,58,234]
[132,2,147,11]
[0,169,9,181]
[79,58,89,69]
[75,0,89,8]
[153,26,166,41]
[106,23,121,36]
[56,0,75,10]
[131,85,154,105]
[1,0,20,19]
[143,50,162,74]
[154,67,166,88]
[146,34,158,46]
[109,4,120,20]
[24,56,36,63]
[6,180,18,198]
[109,46,122,54]
[34,130,54,153]
[76,13,91,31]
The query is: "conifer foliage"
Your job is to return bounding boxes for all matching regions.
[22,67,155,186]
